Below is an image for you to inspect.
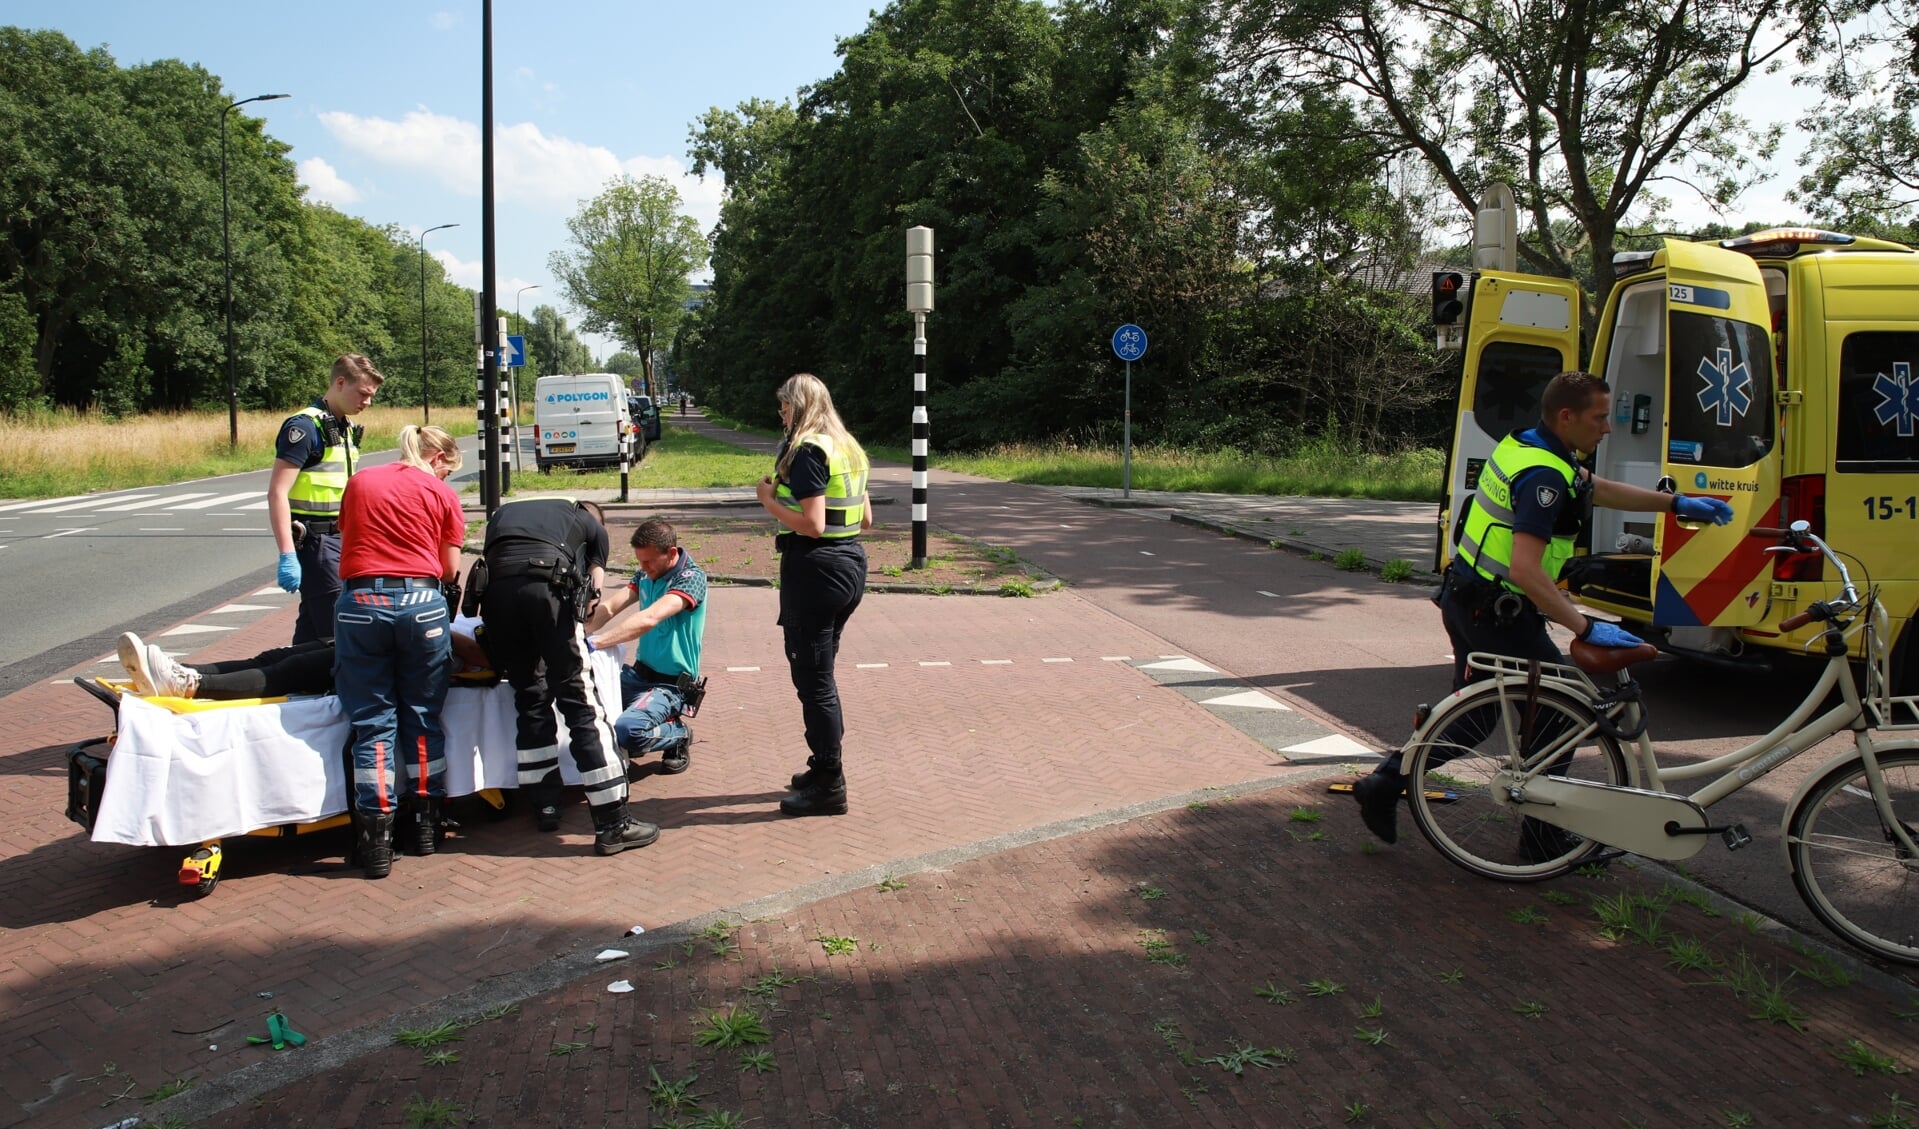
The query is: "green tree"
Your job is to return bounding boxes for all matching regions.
[524,304,595,377]
[548,175,707,402]
[1792,1,1919,225]
[603,351,646,383]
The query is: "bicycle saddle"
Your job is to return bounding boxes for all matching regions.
[1569,639,1660,675]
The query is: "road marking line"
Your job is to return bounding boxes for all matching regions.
[0,494,90,511]
[100,493,218,512]
[158,624,236,637]
[173,491,259,510]
[1138,657,1217,673]
[1281,734,1375,759]
[1100,655,1130,661]
[725,666,760,672]
[44,528,96,539]
[980,659,1013,665]
[1258,590,1279,597]
[855,663,888,669]
[1042,657,1072,663]
[212,604,279,613]
[21,494,155,513]
[1139,550,1155,556]
[1198,690,1292,711]
[252,586,286,597]
[235,500,271,510]
[140,527,185,532]
[919,661,951,667]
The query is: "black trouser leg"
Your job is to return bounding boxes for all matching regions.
[778,542,866,768]
[195,640,336,699]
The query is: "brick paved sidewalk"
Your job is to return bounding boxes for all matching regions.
[192,778,1919,1128]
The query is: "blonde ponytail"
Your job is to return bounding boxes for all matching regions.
[398,425,462,473]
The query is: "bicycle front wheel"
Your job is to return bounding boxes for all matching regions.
[1406,682,1630,882]
[1786,746,1919,966]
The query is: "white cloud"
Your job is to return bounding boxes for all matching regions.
[317,108,722,233]
[297,157,361,205]
[433,247,482,289]
[431,249,543,306]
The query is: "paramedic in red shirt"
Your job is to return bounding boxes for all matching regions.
[333,425,466,879]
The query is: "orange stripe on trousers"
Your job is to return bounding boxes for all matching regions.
[375,740,389,812]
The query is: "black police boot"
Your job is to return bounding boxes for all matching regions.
[780,768,847,817]
[407,798,441,857]
[1352,767,1406,844]
[789,756,830,790]
[590,802,660,856]
[660,727,692,775]
[355,811,395,879]
[530,774,563,833]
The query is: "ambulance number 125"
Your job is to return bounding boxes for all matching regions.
[1863,495,1918,520]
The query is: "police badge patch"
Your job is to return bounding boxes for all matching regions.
[1535,485,1560,509]
[286,425,305,445]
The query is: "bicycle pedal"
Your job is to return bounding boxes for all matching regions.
[1720,824,1752,851]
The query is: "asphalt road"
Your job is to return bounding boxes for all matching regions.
[0,433,514,696]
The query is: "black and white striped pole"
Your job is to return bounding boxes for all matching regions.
[906,226,935,569]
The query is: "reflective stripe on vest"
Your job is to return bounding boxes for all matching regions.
[772,433,867,539]
[286,406,357,517]
[1454,433,1578,591]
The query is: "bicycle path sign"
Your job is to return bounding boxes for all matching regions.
[1112,324,1148,362]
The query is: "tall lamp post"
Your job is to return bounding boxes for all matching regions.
[222,92,290,450]
[418,223,460,424]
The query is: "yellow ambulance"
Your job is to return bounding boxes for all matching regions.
[1440,194,1919,693]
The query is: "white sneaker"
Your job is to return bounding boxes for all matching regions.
[144,644,200,699]
[117,632,155,695]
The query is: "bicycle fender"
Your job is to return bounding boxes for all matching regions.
[1778,737,1919,876]
[1405,679,1645,791]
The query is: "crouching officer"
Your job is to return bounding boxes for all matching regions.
[1352,370,1733,846]
[586,517,709,774]
[478,497,657,855]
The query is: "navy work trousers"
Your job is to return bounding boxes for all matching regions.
[778,539,866,769]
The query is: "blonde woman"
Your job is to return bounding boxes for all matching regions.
[755,374,872,816]
[334,426,466,877]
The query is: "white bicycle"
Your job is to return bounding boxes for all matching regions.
[1403,522,1919,965]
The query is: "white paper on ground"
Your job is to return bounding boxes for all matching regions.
[606,980,634,993]
[595,949,628,962]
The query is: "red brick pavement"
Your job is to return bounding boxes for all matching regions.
[200,779,1919,1128]
[1,585,1302,1129]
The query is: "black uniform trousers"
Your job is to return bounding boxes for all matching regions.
[293,530,342,645]
[195,639,334,699]
[480,574,627,810]
[777,538,866,768]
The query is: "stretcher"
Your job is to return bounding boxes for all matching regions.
[63,651,625,895]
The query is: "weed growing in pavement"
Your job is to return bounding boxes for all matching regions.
[1138,886,1168,901]
[548,1041,590,1057]
[877,875,908,892]
[1359,838,1379,855]
[681,940,699,958]
[815,934,859,956]
[1308,552,1325,561]
[1662,884,1718,916]
[1897,1000,1919,1022]
[1735,911,1765,934]
[1574,862,1613,879]
[1188,800,1210,811]
[1359,996,1385,1019]
[880,565,904,577]
[1723,1112,1755,1128]
[143,1077,194,1103]
[1306,978,1346,997]
[1665,936,1720,972]
[1182,1084,1209,1106]
[645,1066,704,1115]
[1288,806,1322,823]
[1715,952,1809,1032]
[691,1111,749,1127]
[745,968,815,999]
[929,583,954,595]
[1506,905,1549,926]
[1344,1099,1372,1122]
[998,578,1036,597]
[1151,1018,1201,1066]
[1200,1042,1295,1074]
[1838,1040,1911,1077]
[423,1049,460,1067]
[1139,930,1186,966]
[1511,1001,1549,1020]
[1353,1026,1393,1047]
[737,1050,778,1074]
[394,1021,465,1049]
[1437,968,1464,984]
[1788,940,1855,988]
[1255,982,1297,1005]
[1542,890,1578,906]
[1591,892,1667,944]
[1269,540,1286,550]
[1333,548,1367,571]
[1381,558,1415,582]
[401,1095,464,1129]
[474,1003,518,1023]
[1191,931,1212,946]
[1869,1092,1917,1129]
[693,1007,771,1049]
[654,958,680,971]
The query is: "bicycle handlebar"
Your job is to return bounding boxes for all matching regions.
[1747,521,1861,620]
[1779,607,1820,632]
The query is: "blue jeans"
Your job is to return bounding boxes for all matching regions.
[334,582,454,813]
[614,665,688,756]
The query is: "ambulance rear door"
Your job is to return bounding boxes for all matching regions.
[1439,272,1583,571]
[1650,242,1782,628]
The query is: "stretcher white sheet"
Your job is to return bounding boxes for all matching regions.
[92,651,625,847]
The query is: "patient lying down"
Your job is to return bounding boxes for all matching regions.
[116,622,491,701]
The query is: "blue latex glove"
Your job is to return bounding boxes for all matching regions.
[1582,620,1643,648]
[1672,494,1734,525]
[583,636,597,654]
[277,551,301,593]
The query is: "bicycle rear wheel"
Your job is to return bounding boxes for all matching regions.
[1406,681,1629,882]
[1785,746,1919,966]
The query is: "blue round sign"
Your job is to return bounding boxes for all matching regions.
[1111,324,1148,362]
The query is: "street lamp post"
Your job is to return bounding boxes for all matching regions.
[515,284,538,336]
[418,223,460,424]
[222,92,289,450]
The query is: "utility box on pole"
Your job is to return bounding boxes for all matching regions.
[905,226,934,568]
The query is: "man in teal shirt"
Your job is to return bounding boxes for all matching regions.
[588,517,708,774]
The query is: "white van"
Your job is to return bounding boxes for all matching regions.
[534,373,639,472]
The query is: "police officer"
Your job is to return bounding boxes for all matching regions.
[479,497,657,855]
[756,373,871,817]
[1353,370,1734,846]
[268,354,385,644]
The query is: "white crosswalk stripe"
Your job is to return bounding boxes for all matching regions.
[99,493,217,511]
[172,491,260,510]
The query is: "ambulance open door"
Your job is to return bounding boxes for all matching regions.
[1584,241,1781,629]
[1439,272,1582,571]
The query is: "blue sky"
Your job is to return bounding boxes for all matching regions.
[11,1,885,358]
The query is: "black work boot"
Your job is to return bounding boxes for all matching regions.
[788,756,830,790]
[659,727,692,775]
[780,768,847,817]
[1352,767,1406,844]
[590,802,660,856]
[355,811,395,879]
[530,774,563,833]
[407,798,441,857]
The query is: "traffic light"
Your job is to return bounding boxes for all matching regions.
[1432,271,1465,325]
